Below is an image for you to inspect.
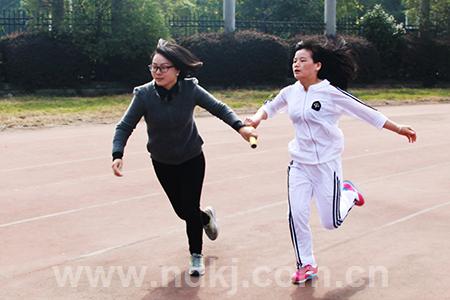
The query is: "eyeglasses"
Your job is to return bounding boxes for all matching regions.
[148,64,175,73]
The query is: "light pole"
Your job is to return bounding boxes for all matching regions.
[223,0,236,33]
[324,0,336,36]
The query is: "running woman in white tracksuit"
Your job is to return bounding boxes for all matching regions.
[245,39,417,284]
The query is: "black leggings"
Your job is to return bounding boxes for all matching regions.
[152,152,210,254]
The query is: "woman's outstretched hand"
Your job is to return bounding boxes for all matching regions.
[244,116,261,129]
[112,158,124,177]
[397,125,417,143]
[244,108,268,129]
[383,120,417,143]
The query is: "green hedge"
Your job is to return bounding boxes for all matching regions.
[0,32,90,90]
[400,35,450,86]
[179,31,289,86]
[1,30,449,90]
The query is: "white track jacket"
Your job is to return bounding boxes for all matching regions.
[263,80,388,165]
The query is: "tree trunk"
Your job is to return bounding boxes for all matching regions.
[111,0,123,33]
[419,0,431,38]
[51,0,64,33]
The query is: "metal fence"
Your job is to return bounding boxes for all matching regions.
[1,11,439,39]
[168,17,449,38]
[166,16,374,38]
[166,16,329,38]
[0,9,30,35]
[0,9,111,37]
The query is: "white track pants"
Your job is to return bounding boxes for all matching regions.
[287,158,357,268]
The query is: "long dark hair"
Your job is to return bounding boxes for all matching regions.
[153,39,203,79]
[294,37,356,90]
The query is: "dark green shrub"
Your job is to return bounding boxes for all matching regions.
[0,41,5,83]
[179,31,289,87]
[401,35,450,86]
[1,32,90,90]
[93,54,151,85]
[341,35,381,83]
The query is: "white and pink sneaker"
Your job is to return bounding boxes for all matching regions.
[343,180,365,206]
[291,265,319,284]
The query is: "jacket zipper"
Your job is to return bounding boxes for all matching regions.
[302,91,320,163]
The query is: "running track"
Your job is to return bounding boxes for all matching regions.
[1,104,449,299]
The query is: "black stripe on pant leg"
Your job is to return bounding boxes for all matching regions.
[336,176,343,226]
[287,164,302,268]
[332,172,339,228]
[289,213,302,269]
[337,176,354,224]
[333,173,343,227]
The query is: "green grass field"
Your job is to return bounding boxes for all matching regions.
[1,87,449,129]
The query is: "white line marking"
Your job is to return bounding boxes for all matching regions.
[57,163,450,262]
[0,151,143,173]
[3,139,449,193]
[0,193,160,228]
[2,158,448,229]
[0,168,281,228]
[317,200,450,253]
[3,131,448,172]
[50,198,450,269]
[73,235,161,261]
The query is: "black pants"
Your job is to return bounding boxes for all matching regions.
[152,152,210,254]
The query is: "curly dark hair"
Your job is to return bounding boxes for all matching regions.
[294,37,357,90]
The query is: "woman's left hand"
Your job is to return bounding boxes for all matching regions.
[239,126,258,142]
[397,125,417,143]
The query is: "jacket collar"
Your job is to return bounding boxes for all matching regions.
[296,79,330,92]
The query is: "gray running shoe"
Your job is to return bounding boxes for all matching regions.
[188,253,205,276]
[203,206,219,240]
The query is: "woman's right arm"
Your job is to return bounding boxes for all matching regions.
[244,107,268,128]
[111,89,145,176]
[245,89,286,128]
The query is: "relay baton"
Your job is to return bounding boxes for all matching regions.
[249,136,257,148]
[249,126,257,149]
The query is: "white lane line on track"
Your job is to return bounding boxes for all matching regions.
[3,124,449,172]
[1,156,449,230]
[317,200,450,254]
[73,236,162,261]
[0,193,160,228]
[0,168,280,228]
[0,135,291,173]
[32,161,450,267]
[0,151,142,173]
[3,140,449,193]
[55,198,450,267]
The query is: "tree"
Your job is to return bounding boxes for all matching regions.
[68,0,168,61]
[360,0,405,21]
[360,4,405,49]
[236,0,323,22]
[403,0,450,35]
[359,5,406,78]
[155,0,222,18]
[337,0,364,20]
[419,0,431,37]
[0,0,21,10]
[50,0,64,33]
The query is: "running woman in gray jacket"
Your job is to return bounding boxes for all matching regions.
[246,39,416,284]
[112,39,256,276]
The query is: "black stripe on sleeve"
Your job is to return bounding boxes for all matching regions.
[335,87,377,111]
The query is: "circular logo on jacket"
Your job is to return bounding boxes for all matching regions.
[311,101,321,111]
